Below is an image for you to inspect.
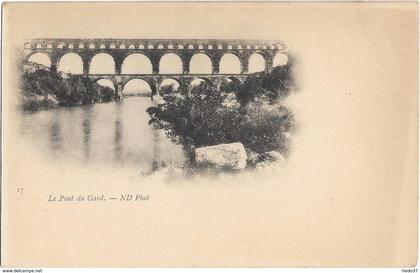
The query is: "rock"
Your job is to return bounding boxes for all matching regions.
[245,149,261,167]
[264,151,286,162]
[194,142,248,170]
[253,151,286,171]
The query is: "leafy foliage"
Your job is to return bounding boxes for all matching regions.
[159,84,180,96]
[21,69,65,98]
[20,68,116,110]
[147,83,243,154]
[235,63,296,105]
[147,61,296,159]
[240,102,293,155]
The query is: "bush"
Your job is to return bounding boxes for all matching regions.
[235,63,296,105]
[99,86,116,102]
[21,69,66,98]
[20,66,117,109]
[159,84,181,96]
[147,83,243,155]
[20,96,54,112]
[239,102,294,155]
[147,78,295,159]
[219,78,240,94]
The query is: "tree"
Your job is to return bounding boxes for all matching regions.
[147,83,243,154]
[21,65,117,108]
[147,80,295,159]
[99,86,116,102]
[20,69,65,98]
[235,61,296,105]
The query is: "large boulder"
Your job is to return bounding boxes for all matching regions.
[194,142,248,170]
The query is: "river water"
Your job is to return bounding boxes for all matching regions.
[19,97,187,171]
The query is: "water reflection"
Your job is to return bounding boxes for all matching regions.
[113,102,123,163]
[20,97,187,170]
[82,106,92,161]
[49,113,62,152]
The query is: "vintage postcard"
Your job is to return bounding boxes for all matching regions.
[1,1,418,267]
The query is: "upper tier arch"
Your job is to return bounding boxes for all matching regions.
[24,38,288,75]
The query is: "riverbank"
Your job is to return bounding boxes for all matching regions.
[20,66,117,112]
[20,93,59,112]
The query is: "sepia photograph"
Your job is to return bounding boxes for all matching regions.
[20,38,293,177]
[1,1,418,268]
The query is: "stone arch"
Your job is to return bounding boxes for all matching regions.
[226,76,243,84]
[122,76,152,89]
[190,77,213,87]
[121,53,153,74]
[219,53,241,74]
[248,52,266,73]
[161,77,182,87]
[94,78,117,102]
[57,52,84,74]
[198,77,214,85]
[159,53,183,74]
[94,78,116,90]
[159,78,182,95]
[273,52,289,67]
[189,53,212,74]
[27,52,51,67]
[122,77,153,97]
[89,53,115,74]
